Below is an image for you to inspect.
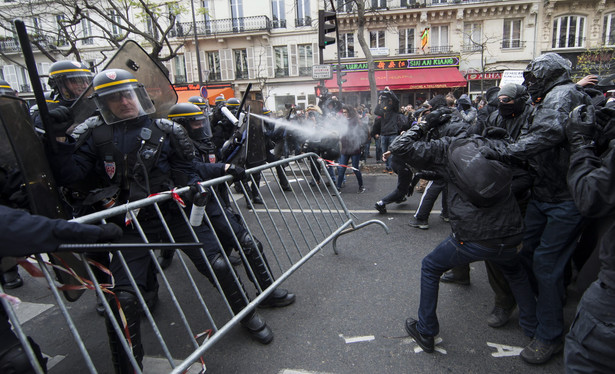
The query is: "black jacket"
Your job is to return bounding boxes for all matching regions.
[568,143,615,288]
[390,133,524,242]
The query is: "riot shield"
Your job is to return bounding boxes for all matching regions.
[0,95,87,301]
[245,100,267,167]
[72,40,177,124]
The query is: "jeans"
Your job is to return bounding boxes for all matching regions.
[521,199,584,343]
[380,135,397,170]
[417,235,537,338]
[337,154,363,188]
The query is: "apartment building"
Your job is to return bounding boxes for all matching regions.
[1,0,614,111]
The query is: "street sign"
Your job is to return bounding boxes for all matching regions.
[200,85,208,98]
[312,64,333,80]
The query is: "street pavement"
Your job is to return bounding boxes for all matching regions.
[9,153,579,374]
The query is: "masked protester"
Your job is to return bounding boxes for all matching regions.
[564,104,615,373]
[372,89,409,172]
[456,94,477,126]
[482,52,592,365]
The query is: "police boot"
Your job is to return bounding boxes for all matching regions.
[211,254,273,344]
[239,233,295,309]
[157,249,174,269]
[105,290,143,374]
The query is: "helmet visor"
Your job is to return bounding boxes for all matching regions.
[93,84,155,124]
[53,71,93,101]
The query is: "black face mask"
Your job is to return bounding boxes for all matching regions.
[527,84,544,103]
[499,103,516,118]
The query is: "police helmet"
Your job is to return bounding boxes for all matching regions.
[168,103,211,139]
[48,60,93,102]
[226,97,240,115]
[0,79,17,96]
[91,69,155,125]
[263,107,272,116]
[188,95,208,109]
[214,94,226,105]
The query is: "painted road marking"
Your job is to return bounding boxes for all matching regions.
[339,334,375,344]
[487,342,523,357]
[13,301,54,324]
[412,337,447,354]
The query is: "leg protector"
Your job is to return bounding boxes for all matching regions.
[0,337,47,374]
[105,290,143,374]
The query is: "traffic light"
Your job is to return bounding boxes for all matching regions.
[337,65,347,85]
[318,10,336,49]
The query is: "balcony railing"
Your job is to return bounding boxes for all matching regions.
[429,45,454,54]
[502,40,526,49]
[0,35,59,53]
[176,16,272,37]
[299,67,311,76]
[274,67,289,78]
[271,19,286,29]
[462,43,483,52]
[235,70,249,80]
[295,16,312,27]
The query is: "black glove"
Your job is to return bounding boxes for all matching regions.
[48,106,73,137]
[424,108,452,130]
[188,183,209,206]
[567,104,596,150]
[97,223,123,242]
[482,127,511,140]
[226,164,247,182]
[479,146,501,161]
[407,123,426,140]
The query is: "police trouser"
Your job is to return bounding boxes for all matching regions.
[0,305,47,374]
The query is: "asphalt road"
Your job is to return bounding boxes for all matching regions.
[9,158,578,374]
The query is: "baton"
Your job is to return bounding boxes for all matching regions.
[14,20,57,152]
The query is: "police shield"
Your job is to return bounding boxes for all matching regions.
[72,40,178,124]
[244,100,267,167]
[0,95,87,301]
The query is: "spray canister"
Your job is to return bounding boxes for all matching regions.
[189,184,208,226]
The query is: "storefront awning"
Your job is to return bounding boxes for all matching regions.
[325,67,467,92]
[174,87,235,105]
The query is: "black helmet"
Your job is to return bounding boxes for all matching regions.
[188,96,208,109]
[91,69,155,124]
[48,60,93,102]
[0,79,16,96]
[214,94,226,105]
[226,97,241,116]
[168,102,211,140]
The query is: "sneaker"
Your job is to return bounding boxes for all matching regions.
[358,186,366,194]
[520,338,563,364]
[374,201,387,214]
[440,214,450,222]
[487,306,515,328]
[409,217,429,230]
[404,318,434,353]
[382,169,389,173]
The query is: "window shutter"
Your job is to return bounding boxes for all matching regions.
[185,51,194,83]
[290,44,298,76]
[247,47,255,79]
[221,49,233,81]
[266,46,274,78]
[312,43,318,65]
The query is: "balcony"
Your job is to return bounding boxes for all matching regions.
[295,17,312,27]
[274,67,289,78]
[177,16,272,37]
[462,43,483,52]
[0,37,20,53]
[0,35,59,53]
[271,19,286,29]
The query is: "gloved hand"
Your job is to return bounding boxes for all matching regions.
[407,123,427,140]
[424,108,452,130]
[226,164,247,182]
[48,106,73,137]
[97,223,123,242]
[566,104,596,150]
[479,146,502,161]
[482,127,511,140]
[188,183,209,206]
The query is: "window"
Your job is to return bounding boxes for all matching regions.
[109,9,123,37]
[430,25,449,53]
[552,15,585,49]
[174,55,187,83]
[503,19,522,49]
[56,15,67,46]
[370,30,385,48]
[298,44,312,76]
[207,51,221,81]
[604,13,615,46]
[146,16,159,39]
[31,17,41,35]
[234,49,248,79]
[230,0,244,32]
[371,0,386,9]
[340,33,355,58]
[274,46,289,77]
[337,0,353,13]
[399,28,415,54]
[463,22,482,51]
[81,13,93,45]
[271,0,286,28]
[296,0,311,26]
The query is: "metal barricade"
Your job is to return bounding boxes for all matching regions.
[0,153,388,373]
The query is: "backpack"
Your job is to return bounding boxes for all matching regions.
[447,136,512,207]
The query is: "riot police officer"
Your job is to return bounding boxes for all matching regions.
[0,79,17,97]
[47,60,93,106]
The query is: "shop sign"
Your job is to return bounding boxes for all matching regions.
[499,70,525,87]
[341,56,460,72]
[466,72,502,80]
[173,84,201,91]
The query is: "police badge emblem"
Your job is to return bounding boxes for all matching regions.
[104,160,116,179]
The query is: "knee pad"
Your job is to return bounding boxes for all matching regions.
[211,254,233,278]
[239,232,263,255]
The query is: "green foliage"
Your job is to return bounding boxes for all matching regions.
[574,46,615,81]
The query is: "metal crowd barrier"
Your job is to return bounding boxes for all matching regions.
[0,153,388,373]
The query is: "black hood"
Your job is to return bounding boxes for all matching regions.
[523,53,572,103]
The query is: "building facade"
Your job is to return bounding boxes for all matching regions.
[1,0,615,111]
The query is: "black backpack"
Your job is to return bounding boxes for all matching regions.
[447,136,512,207]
